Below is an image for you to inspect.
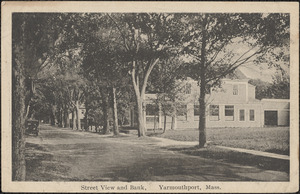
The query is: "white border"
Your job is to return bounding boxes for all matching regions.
[1,1,299,193]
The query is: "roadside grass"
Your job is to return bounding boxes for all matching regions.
[25,143,71,181]
[163,145,289,174]
[147,127,289,155]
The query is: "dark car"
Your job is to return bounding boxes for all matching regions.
[25,120,39,136]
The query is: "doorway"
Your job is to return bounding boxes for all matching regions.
[264,111,278,126]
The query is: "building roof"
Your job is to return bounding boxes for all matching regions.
[222,78,249,83]
[248,98,261,103]
[234,68,249,79]
[225,68,248,80]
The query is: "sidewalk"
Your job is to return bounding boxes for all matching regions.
[215,146,290,160]
[150,137,290,161]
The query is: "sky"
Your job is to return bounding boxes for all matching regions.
[238,64,279,83]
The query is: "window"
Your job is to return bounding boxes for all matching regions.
[250,109,255,121]
[163,104,173,115]
[233,84,238,95]
[209,105,219,121]
[225,105,234,116]
[177,105,187,121]
[194,105,200,116]
[185,83,191,94]
[225,105,234,121]
[146,104,158,116]
[210,105,219,116]
[194,105,200,121]
[146,116,159,123]
[239,109,245,121]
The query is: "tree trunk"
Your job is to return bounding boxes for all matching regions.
[84,101,89,131]
[84,110,89,131]
[50,104,57,126]
[198,17,207,148]
[72,108,76,130]
[198,83,206,147]
[171,107,176,130]
[163,114,167,133]
[131,59,159,137]
[61,108,65,127]
[137,100,146,137]
[75,101,81,130]
[58,108,63,127]
[29,108,35,120]
[64,109,70,128]
[130,108,135,127]
[25,103,32,119]
[100,89,109,134]
[153,114,157,132]
[24,78,34,119]
[12,59,26,181]
[111,87,119,135]
[171,116,175,130]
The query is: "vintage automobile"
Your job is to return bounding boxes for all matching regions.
[25,120,39,136]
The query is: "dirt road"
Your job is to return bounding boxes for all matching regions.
[25,125,288,181]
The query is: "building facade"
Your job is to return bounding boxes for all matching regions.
[144,78,290,129]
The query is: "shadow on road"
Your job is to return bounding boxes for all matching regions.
[24,125,289,182]
[162,146,289,174]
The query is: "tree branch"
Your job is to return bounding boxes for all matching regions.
[131,60,140,98]
[141,58,160,97]
[206,48,265,85]
[24,103,31,119]
[37,56,50,73]
[205,40,230,68]
[107,14,130,51]
[229,45,258,67]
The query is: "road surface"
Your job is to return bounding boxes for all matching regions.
[25,125,288,181]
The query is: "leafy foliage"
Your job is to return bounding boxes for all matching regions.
[249,74,290,100]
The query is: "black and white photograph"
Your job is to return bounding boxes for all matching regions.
[1,1,299,193]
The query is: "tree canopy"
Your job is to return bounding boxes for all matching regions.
[12,12,290,180]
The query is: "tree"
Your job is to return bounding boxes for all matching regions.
[182,13,289,147]
[267,74,290,99]
[108,13,183,137]
[78,13,131,135]
[11,13,88,179]
[33,44,86,130]
[12,43,26,181]
[248,79,272,100]
[147,57,186,132]
[249,73,290,100]
[12,13,66,180]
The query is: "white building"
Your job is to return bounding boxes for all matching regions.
[142,78,289,129]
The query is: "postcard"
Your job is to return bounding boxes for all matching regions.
[1,1,299,193]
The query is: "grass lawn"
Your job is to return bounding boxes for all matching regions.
[147,127,289,155]
[163,146,289,173]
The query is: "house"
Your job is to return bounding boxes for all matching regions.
[69,104,86,128]
[143,77,290,129]
[261,99,289,126]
